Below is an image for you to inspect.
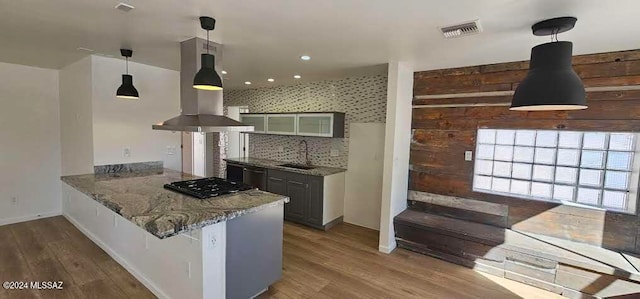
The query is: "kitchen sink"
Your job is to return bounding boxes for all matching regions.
[278,163,316,170]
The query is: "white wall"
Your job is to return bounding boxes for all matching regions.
[0,62,62,224]
[91,56,182,171]
[344,123,385,230]
[59,57,94,176]
[379,61,413,253]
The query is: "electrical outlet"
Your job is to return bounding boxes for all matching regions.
[465,150,473,161]
[207,233,217,249]
[123,147,131,158]
[167,146,176,155]
[113,215,118,227]
[186,261,192,279]
[277,146,284,153]
[330,149,340,157]
[10,196,18,206]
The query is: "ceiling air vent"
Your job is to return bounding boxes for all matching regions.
[115,3,135,12]
[440,20,482,38]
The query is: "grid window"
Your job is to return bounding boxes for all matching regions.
[473,129,640,214]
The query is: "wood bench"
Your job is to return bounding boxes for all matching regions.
[395,209,640,298]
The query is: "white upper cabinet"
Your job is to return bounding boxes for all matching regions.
[240,114,266,133]
[266,114,297,135]
[240,112,345,138]
[297,113,334,137]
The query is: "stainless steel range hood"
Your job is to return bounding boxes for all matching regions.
[152,38,254,132]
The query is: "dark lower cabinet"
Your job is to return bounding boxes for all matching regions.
[285,175,307,223]
[267,169,324,229]
[306,176,323,226]
[266,172,286,195]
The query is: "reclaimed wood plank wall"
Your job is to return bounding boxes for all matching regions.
[410,49,640,253]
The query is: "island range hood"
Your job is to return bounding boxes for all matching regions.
[152,37,254,132]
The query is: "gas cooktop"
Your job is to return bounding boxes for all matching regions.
[164,177,254,199]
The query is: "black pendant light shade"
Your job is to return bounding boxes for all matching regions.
[193,53,223,90]
[511,17,586,111]
[116,49,139,100]
[193,16,223,91]
[117,74,139,99]
[511,41,586,110]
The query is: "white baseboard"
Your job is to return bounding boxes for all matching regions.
[0,211,61,226]
[378,243,396,254]
[63,213,170,299]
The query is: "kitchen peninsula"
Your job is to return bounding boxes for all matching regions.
[61,165,288,299]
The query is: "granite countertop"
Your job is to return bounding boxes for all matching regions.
[224,157,346,176]
[61,169,288,239]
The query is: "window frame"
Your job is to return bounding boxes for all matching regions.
[472,128,640,215]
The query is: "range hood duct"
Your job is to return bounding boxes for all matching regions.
[152,38,253,132]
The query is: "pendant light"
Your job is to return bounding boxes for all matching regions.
[510,17,586,111]
[116,49,139,100]
[193,16,223,91]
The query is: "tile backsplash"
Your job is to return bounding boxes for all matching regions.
[224,74,388,169]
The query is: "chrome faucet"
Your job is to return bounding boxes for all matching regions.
[299,140,310,165]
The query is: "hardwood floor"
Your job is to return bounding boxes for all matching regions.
[0,216,154,299]
[0,217,562,299]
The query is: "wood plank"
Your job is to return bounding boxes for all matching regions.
[46,240,107,286]
[47,216,112,264]
[504,260,556,283]
[0,217,150,299]
[98,259,155,299]
[79,280,128,299]
[504,270,563,294]
[0,225,41,299]
[412,90,640,105]
[409,201,508,227]
[408,191,508,217]
[395,210,506,246]
[411,129,476,149]
[555,265,640,297]
[27,259,84,299]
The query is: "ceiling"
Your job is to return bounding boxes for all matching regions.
[1,0,640,89]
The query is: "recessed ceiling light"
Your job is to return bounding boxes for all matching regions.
[221,70,227,74]
[300,55,311,61]
[293,75,301,79]
[115,2,135,12]
[77,47,95,53]
[267,78,275,82]
[244,81,252,85]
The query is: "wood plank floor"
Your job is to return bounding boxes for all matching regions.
[0,216,562,299]
[0,216,154,299]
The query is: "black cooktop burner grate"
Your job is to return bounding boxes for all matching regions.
[164,177,254,199]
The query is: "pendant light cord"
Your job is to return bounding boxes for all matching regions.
[125,57,129,75]
[206,30,210,54]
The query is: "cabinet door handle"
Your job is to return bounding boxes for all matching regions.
[289,181,304,185]
[269,177,283,182]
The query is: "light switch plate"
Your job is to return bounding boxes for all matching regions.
[465,150,473,161]
[277,146,284,153]
[167,146,176,155]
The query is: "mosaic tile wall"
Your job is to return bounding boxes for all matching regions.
[223,74,388,169]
